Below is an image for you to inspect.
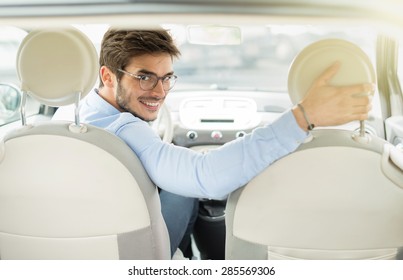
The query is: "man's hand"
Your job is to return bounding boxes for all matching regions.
[293,62,375,131]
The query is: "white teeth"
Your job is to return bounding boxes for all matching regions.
[142,101,159,107]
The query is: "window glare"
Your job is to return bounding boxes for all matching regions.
[398,38,403,90]
[171,24,377,92]
[72,23,377,93]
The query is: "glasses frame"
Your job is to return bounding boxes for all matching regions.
[117,69,177,91]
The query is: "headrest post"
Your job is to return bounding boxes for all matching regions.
[359,120,365,137]
[74,91,82,127]
[20,91,28,126]
[353,120,371,144]
[69,91,87,133]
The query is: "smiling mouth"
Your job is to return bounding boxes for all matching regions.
[140,100,160,111]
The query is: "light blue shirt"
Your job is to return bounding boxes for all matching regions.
[54,89,308,199]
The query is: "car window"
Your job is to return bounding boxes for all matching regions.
[1,23,380,127]
[0,26,41,126]
[398,37,403,94]
[170,24,377,93]
[74,23,377,94]
[0,26,27,85]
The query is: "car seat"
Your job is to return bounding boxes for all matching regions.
[225,39,403,260]
[0,27,170,259]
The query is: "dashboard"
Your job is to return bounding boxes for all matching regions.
[166,90,291,148]
[165,89,384,149]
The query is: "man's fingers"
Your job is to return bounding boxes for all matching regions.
[349,94,373,106]
[341,83,375,96]
[313,61,341,87]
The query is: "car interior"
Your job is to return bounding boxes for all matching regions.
[0,1,403,261]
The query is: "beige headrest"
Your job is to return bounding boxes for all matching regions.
[288,38,376,104]
[16,27,98,106]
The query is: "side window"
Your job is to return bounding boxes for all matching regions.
[399,38,403,96]
[0,26,41,126]
[0,26,26,86]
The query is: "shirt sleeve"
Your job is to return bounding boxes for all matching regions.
[115,109,308,199]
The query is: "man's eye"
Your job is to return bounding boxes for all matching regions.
[138,75,151,81]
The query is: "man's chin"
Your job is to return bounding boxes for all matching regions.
[141,114,158,122]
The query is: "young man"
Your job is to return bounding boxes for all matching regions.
[54,27,373,258]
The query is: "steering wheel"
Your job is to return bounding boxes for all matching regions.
[151,103,174,143]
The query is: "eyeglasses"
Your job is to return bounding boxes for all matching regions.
[117,69,177,91]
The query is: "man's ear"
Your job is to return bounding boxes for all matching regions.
[100,66,116,88]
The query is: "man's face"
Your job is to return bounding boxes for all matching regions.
[116,53,174,121]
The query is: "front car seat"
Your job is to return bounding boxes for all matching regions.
[0,27,170,259]
[225,39,403,260]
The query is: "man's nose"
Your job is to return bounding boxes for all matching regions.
[152,80,167,97]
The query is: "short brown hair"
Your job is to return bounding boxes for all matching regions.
[98,28,181,87]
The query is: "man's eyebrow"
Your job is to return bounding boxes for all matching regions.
[137,69,175,76]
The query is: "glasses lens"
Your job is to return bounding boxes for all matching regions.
[140,75,158,91]
[139,74,177,91]
[163,75,177,91]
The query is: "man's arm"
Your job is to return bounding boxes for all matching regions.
[117,64,373,199]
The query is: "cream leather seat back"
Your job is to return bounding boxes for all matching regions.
[0,27,170,259]
[225,39,403,260]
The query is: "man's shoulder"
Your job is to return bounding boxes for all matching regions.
[113,112,147,128]
[98,112,147,134]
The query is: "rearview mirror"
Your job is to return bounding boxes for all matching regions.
[186,25,241,45]
[0,83,21,124]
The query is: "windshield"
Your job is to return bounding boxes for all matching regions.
[170,24,376,92]
[71,23,376,93]
[0,23,378,127]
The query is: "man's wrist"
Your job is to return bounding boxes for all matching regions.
[292,105,310,132]
[297,103,315,131]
